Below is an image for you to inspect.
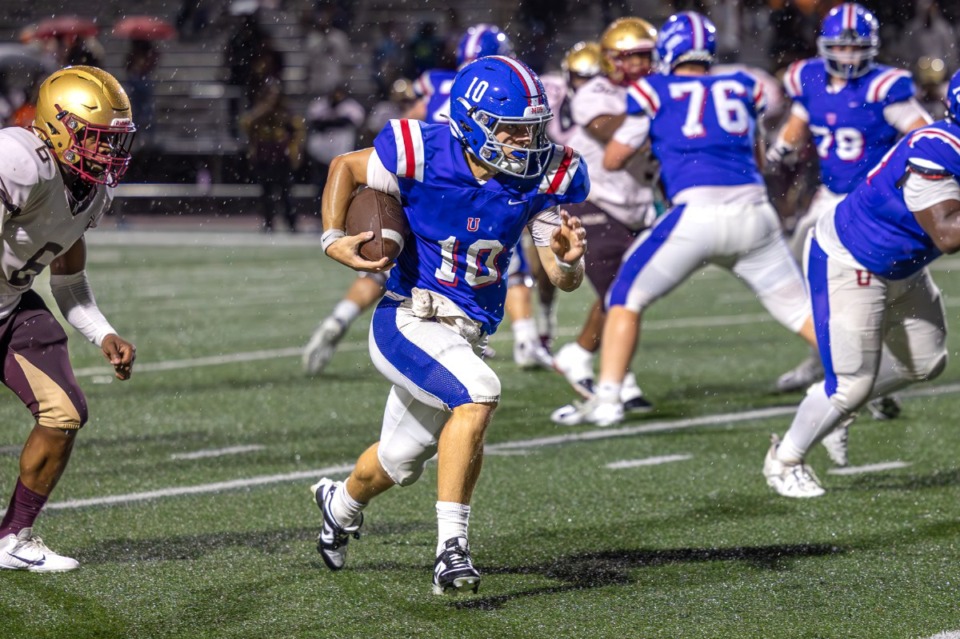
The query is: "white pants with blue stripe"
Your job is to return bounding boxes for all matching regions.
[367,294,501,485]
[805,233,947,414]
[606,200,809,333]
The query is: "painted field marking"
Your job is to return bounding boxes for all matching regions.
[47,464,355,511]
[170,445,266,460]
[827,461,911,476]
[606,454,693,470]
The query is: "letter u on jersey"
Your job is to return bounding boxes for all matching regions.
[467,217,480,232]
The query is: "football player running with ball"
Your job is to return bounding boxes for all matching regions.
[311,56,589,594]
[762,70,960,498]
[0,66,138,572]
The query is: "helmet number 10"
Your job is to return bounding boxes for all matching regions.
[464,78,489,102]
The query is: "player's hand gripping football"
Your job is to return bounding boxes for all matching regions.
[101,334,136,380]
[551,209,587,265]
[326,232,392,273]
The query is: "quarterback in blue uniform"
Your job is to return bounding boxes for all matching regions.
[770,2,932,395]
[762,70,960,498]
[303,23,516,376]
[553,11,816,428]
[310,56,589,594]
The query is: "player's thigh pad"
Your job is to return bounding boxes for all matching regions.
[369,297,500,411]
[883,268,948,382]
[607,204,711,312]
[0,291,87,429]
[377,385,448,486]
[730,203,809,333]
[806,238,886,410]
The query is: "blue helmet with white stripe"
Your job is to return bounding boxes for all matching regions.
[817,3,879,79]
[449,56,553,179]
[456,24,514,68]
[946,69,960,123]
[655,12,717,73]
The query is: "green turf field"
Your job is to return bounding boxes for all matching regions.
[1,231,959,639]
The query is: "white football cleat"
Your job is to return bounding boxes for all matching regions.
[0,528,79,572]
[432,536,480,595]
[551,398,624,427]
[820,418,852,467]
[763,434,825,498]
[775,354,824,393]
[311,478,363,571]
[552,343,595,398]
[513,339,554,370]
[620,372,654,414]
[302,318,345,376]
[866,395,901,420]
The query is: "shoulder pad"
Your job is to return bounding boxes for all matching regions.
[782,59,812,100]
[538,145,584,196]
[626,78,660,117]
[0,129,55,214]
[866,67,914,104]
[375,119,426,182]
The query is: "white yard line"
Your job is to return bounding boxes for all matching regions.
[606,454,693,469]
[170,445,266,460]
[827,461,911,476]
[47,464,355,511]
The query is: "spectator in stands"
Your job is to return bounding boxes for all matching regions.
[406,21,445,78]
[176,0,211,40]
[303,3,350,98]
[767,0,818,73]
[240,78,306,233]
[370,20,406,98]
[361,77,415,146]
[59,35,105,68]
[224,10,284,137]
[123,40,161,149]
[900,0,958,73]
[305,84,366,200]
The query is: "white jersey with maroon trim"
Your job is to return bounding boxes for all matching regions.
[570,75,656,230]
[0,127,112,319]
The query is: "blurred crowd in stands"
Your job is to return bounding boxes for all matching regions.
[1,0,959,231]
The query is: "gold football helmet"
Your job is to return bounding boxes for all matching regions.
[600,17,657,85]
[33,66,136,187]
[562,41,602,86]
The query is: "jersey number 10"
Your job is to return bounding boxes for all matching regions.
[435,236,506,288]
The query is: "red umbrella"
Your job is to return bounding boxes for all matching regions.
[33,16,99,40]
[112,16,175,41]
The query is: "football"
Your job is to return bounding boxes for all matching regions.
[345,188,409,262]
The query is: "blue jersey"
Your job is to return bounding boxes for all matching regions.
[412,69,457,124]
[373,119,589,334]
[784,59,916,194]
[626,71,765,200]
[834,121,960,279]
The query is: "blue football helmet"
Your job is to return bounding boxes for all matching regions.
[449,56,553,179]
[655,12,717,73]
[456,24,514,68]
[946,69,960,123]
[817,3,879,79]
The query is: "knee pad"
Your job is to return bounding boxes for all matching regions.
[830,375,874,414]
[377,387,447,486]
[378,443,435,487]
[917,349,948,383]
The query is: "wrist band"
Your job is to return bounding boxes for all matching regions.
[321,229,345,254]
[555,254,582,273]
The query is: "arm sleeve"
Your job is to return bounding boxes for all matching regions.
[903,168,960,212]
[612,115,650,149]
[883,98,933,133]
[49,270,117,347]
[366,151,401,197]
[527,207,560,246]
